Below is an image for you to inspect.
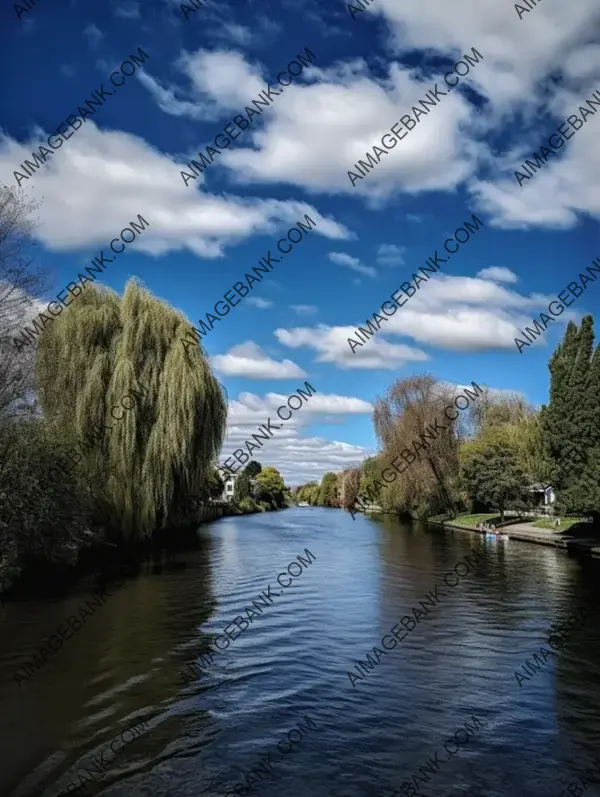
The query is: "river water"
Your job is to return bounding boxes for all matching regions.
[2,508,600,797]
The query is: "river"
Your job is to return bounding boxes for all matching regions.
[1,507,600,797]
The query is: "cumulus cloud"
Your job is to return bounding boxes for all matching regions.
[0,122,352,258]
[274,324,430,370]
[139,45,477,200]
[247,297,273,308]
[211,342,307,379]
[137,0,600,224]
[476,266,518,283]
[377,244,406,266]
[328,252,376,278]
[228,390,372,426]
[138,49,268,121]
[381,272,558,352]
[276,271,577,360]
[365,0,600,228]
[222,426,371,485]
[219,389,373,483]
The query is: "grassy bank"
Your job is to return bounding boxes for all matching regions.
[531,517,590,532]
[428,513,505,528]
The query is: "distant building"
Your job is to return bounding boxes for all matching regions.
[221,472,239,502]
[528,483,555,510]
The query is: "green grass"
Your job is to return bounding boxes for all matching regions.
[532,517,589,532]
[440,513,503,527]
[453,513,505,527]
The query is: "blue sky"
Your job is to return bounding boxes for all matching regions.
[1,0,599,484]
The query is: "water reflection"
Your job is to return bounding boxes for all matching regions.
[0,509,599,797]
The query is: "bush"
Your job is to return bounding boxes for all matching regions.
[237,497,260,514]
[0,419,95,594]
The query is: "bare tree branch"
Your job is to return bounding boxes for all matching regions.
[0,184,49,422]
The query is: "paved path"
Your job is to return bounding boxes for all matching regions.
[438,519,600,559]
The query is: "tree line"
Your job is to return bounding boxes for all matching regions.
[0,186,288,598]
[294,316,600,526]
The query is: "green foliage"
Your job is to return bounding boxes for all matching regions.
[195,467,224,502]
[254,466,286,508]
[0,419,95,593]
[359,457,383,503]
[319,472,338,507]
[237,497,261,514]
[460,426,526,518]
[295,481,321,505]
[234,469,251,503]
[35,279,228,542]
[540,315,600,517]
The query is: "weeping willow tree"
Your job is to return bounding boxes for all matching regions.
[35,279,228,542]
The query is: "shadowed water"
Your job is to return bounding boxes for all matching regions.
[1,507,600,797]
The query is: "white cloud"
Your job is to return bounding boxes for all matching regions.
[276,271,577,359]
[365,0,600,227]
[274,324,430,370]
[247,297,273,308]
[378,273,566,351]
[328,251,376,278]
[212,342,307,379]
[139,49,267,122]
[83,24,103,48]
[228,390,372,426]
[470,95,600,228]
[377,243,406,266]
[136,2,600,225]
[221,58,476,200]
[218,389,374,483]
[138,46,476,200]
[136,72,209,121]
[476,266,518,283]
[290,304,318,315]
[0,122,353,258]
[214,23,253,47]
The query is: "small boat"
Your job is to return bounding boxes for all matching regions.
[298,501,310,507]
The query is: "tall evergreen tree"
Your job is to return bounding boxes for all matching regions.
[245,460,262,478]
[540,315,599,517]
[234,469,251,503]
[35,279,227,541]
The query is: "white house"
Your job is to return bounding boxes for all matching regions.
[528,483,555,510]
[220,472,239,502]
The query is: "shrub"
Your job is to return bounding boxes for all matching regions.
[0,419,95,594]
[238,497,260,514]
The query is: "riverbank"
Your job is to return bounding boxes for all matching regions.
[1,501,291,604]
[427,516,600,560]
